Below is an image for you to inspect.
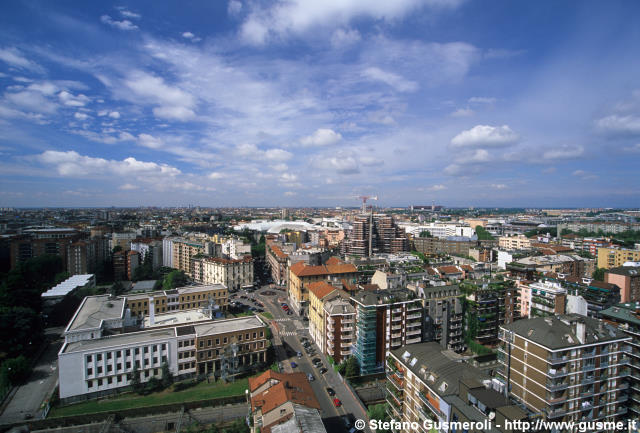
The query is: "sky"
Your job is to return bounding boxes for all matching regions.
[0,0,639,208]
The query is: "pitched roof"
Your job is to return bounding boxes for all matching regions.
[308,281,337,300]
[290,261,357,277]
[250,371,320,417]
[270,244,288,259]
[325,256,343,265]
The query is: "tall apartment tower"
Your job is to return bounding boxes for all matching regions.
[351,289,423,374]
[498,314,631,425]
[345,214,407,257]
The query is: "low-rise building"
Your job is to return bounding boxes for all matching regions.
[606,266,640,303]
[597,247,640,270]
[499,234,532,250]
[126,284,228,317]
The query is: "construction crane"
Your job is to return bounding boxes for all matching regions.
[357,195,378,213]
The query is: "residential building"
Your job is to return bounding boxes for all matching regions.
[127,250,139,280]
[111,232,137,251]
[343,214,408,257]
[221,237,251,259]
[191,256,254,291]
[172,239,208,276]
[606,266,640,303]
[412,284,464,353]
[499,234,532,250]
[413,236,496,257]
[545,274,620,317]
[266,242,289,285]
[131,238,163,270]
[249,371,325,433]
[517,279,566,318]
[600,302,640,419]
[307,281,355,363]
[351,288,423,374]
[464,280,518,346]
[507,254,592,279]
[386,342,527,433]
[67,238,108,276]
[125,284,228,317]
[498,315,631,426]
[59,296,267,402]
[162,236,177,268]
[597,247,640,270]
[10,228,81,270]
[287,260,358,316]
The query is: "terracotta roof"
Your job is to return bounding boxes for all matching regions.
[325,256,343,265]
[290,262,357,277]
[437,266,462,274]
[308,281,337,300]
[203,255,252,264]
[341,279,357,292]
[270,244,288,259]
[250,371,320,417]
[460,265,474,272]
[361,284,380,291]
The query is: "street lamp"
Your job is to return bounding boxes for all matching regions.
[245,389,251,429]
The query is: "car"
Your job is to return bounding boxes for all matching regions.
[326,387,336,396]
[287,311,292,315]
[299,337,307,343]
[290,361,298,368]
[320,367,328,374]
[297,351,302,358]
[333,398,342,407]
[308,373,315,382]
[312,357,321,364]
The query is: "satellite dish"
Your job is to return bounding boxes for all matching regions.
[489,412,496,420]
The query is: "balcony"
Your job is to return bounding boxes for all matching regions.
[545,407,567,419]
[407,337,421,344]
[407,313,421,320]
[340,350,351,356]
[392,308,403,314]
[548,353,569,364]
[548,368,568,378]
[408,304,422,312]
[391,332,402,339]
[391,324,402,331]
[342,325,353,332]
[407,328,421,336]
[547,380,569,391]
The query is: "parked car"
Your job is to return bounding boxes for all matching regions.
[312,357,321,364]
[290,361,297,368]
[326,387,335,396]
[297,351,302,358]
[320,367,328,374]
[333,398,342,407]
[308,373,315,382]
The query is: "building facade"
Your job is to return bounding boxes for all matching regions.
[597,247,640,270]
[191,256,254,291]
[606,267,640,303]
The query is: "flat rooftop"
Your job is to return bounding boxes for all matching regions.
[195,315,265,337]
[178,284,227,294]
[66,295,124,332]
[63,328,176,353]
[42,274,94,299]
[143,310,213,328]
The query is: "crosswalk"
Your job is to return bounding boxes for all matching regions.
[279,331,298,337]
[273,318,292,322]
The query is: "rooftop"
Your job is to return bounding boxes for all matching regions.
[307,281,337,300]
[64,328,175,353]
[501,314,629,349]
[42,274,94,299]
[143,309,213,328]
[194,315,265,337]
[607,266,640,277]
[66,295,124,332]
[351,288,418,307]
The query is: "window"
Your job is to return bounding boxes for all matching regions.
[116,351,122,359]
[208,350,212,357]
[208,339,212,347]
[245,333,249,340]
[239,334,243,341]
[216,338,220,345]
[107,377,113,385]
[97,354,102,361]
[145,371,149,378]
[87,368,93,376]
[97,366,103,374]
[260,331,264,338]
[135,348,140,355]
[98,378,103,386]
[88,380,94,389]
[126,349,131,356]
[126,361,131,369]
[153,357,158,364]
[223,337,228,344]
[199,340,204,348]
[253,332,257,339]
[135,360,140,368]
[117,364,122,371]
[162,344,166,351]
[107,352,112,360]
[144,347,149,354]
[86,355,92,364]
[107,365,112,373]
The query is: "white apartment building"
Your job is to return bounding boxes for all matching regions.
[221,238,252,259]
[518,279,566,318]
[498,234,532,250]
[191,256,254,291]
[401,222,475,239]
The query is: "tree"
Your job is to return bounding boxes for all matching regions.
[129,364,141,392]
[110,280,125,297]
[0,356,32,386]
[475,225,495,240]
[163,270,188,290]
[161,361,174,388]
[0,306,44,358]
[419,230,433,238]
[344,356,360,377]
[367,404,390,433]
[112,245,123,254]
[593,267,606,282]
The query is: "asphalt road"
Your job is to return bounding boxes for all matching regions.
[0,328,64,425]
[233,285,371,433]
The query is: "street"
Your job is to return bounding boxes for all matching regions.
[232,284,371,433]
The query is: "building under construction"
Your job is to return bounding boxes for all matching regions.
[342,213,408,257]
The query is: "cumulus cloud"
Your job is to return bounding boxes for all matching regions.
[265,148,293,161]
[119,183,138,190]
[58,90,89,107]
[542,144,584,160]
[239,0,460,45]
[596,114,640,135]
[208,172,224,180]
[328,155,359,174]
[74,112,89,120]
[450,125,519,148]
[108,111,120,119]
[429,184,446,191]
[181,31,201,42]
[468,96,496,104]
[100,15,138,31]
[361,67,418,92]
[0,47,44,72]
[300,128,342,147]
[451,107,474,117]
[138,133,164,149]
[37,150,181,178]
[228,0,243,16]
[124,71,196,121]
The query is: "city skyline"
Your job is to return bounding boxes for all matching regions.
[1,1,640,208]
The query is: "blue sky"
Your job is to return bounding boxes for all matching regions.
[1,0,639,208]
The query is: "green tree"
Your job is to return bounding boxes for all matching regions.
[110,280,125,297]
[344,356,360,377]
[419,230,433,238]
[593,267,605,281]
[0,356,32,386]
[129,364,141,392]
[0,306,44,358]
[163,270,188,290]
[161,361,174,388]
[112,245,123,254]
[475,225,495,240]
[367,404,390,433]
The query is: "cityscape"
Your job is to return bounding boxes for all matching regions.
[1,2,640,433]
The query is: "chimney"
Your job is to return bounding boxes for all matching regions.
[575,320,585,344]
[149,296,155,326]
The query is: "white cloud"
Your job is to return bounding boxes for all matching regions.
[138,133,164,149]
[300,128,342,147]
[451,107,474,117]
[0,47,44,72]
[596,114,640,135]
[37,150,181,178]
[119,9,141,19]
[284,191,297,196]
[623,143,640,153]
[429,184,446,191]
[123,71,196,121]
[74,112,89,120]
[5,90,58,114]
[572,169,598,180]
[331,28,361,48]
[108,111,120,119]
[265,148,293,161]
[239,0,460,45]
[58,90,90,107]
[491,183,507,189]
[119,183,138,190]
[228,0,243,16]
[359,155,383,166]
[329,155,359,174]
[542,144,584,160]
[271,163,288,172]
[468,96,496,104]
[152,106,195,121]
[280,173,298,182]
[361,67,418,92]
[572,170,586,177]
[182,32,195,39]
[208,172,224,180]
[100,15,138,31]
[450,125,519,148]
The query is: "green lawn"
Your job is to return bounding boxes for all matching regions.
[261,312,274,320]
[49,378,249,418]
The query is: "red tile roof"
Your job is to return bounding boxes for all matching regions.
[325,256,343,265]
[308,281,337,300]
[270,244,288,259]
[249,371,320,419]
[290,261,357,277]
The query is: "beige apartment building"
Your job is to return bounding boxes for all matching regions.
[498,315,631,427]
[172,239,206,275]
[126,284,228,317]
[597,247,640,270]
[499,234,532,250]
[191,256,254,291]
